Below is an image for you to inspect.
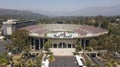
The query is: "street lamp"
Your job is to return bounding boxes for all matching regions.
[8,52,12,56]
[7,52,13,67]
[74,61,77,67]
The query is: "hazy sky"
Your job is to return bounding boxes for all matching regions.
[0,0,120,11]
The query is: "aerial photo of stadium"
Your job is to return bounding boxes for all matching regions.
[1,0,120,67]
[21,24,108,56]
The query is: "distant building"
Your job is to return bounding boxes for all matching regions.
[116,19,120,21]
[2,19,37,35]
[2,19,16,35]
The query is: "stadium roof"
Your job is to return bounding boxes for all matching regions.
[21,24,108,38]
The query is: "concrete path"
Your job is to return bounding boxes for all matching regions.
[50,48,75,56]
[91,57,105,67]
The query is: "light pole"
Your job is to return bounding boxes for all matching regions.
[7,52,13,67]
[74,61,77,67]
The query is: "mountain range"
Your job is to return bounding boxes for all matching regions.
[0,8,47,19]
[0,5,120,17]
[30,5,120,16]
[72,5,120,16]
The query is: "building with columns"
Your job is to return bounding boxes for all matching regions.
[21,24,108,55]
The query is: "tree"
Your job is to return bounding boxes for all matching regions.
[25,59,34,67]
[86,61,92,67]
[13,58,23,67]
[105,59,117,67]
[105,62,112,67]
[0,54,9,67]
[86,46,93,51]
[110,59,117,67]
[36,55,43,67]
[89,38,98,49]
[97,34,108,49]
[76,41,82,52]
[48,53,55,62]
[108,24,120,36]
[101,20,109,29]
[10,29,29,54]
[94,64,100,67]
[0,58,8,67]
[44,39,51,51]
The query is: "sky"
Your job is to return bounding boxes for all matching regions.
[0,0,120,12]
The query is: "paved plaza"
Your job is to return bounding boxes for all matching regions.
[49,56,79,67]
[50,48,75,56]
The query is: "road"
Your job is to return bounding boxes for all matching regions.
[0,40,5,54]
[0,40,9,54]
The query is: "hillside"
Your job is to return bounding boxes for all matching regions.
[0,8,47,19]
[71,5,120,16]
[29,5,120,16]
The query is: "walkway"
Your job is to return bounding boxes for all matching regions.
[91,57,105,67]
[49,56,79,67]
[50,48,75,56]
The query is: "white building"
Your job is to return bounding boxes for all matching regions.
[2,19,17,35]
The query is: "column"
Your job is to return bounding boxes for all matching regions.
[57,44,58,48]
[30,37,32,49]
[80,39,82,46]
[29,37,31,45]
[66,44,68,48]
[83,39,86,50]
[33,38,35,50]
[43,39,44,50]
[72,44,73,48]
[51,44,52,48]
[39,39,41,50]
[62,42,63,48]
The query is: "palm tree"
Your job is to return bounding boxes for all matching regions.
[44,40,51,51]
[23,45,31,56]
[48,53,55,62]
[105,62,112,67]
[0,53,9,67]
[13,58,24,67]
[75,41,82,52]
[35,55,42,67]
[0,58,8,67]
[86,46,93,51]
[25,59,34,67]
[110,59,117,67]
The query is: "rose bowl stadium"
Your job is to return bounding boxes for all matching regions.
[21,24,108,55]
[2,20,108,56]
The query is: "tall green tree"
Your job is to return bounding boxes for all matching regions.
[76,41,82,51]
[44,39,51,51]
[89,38,98,49]
[0,54,9,67]
[10,29,29,54]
